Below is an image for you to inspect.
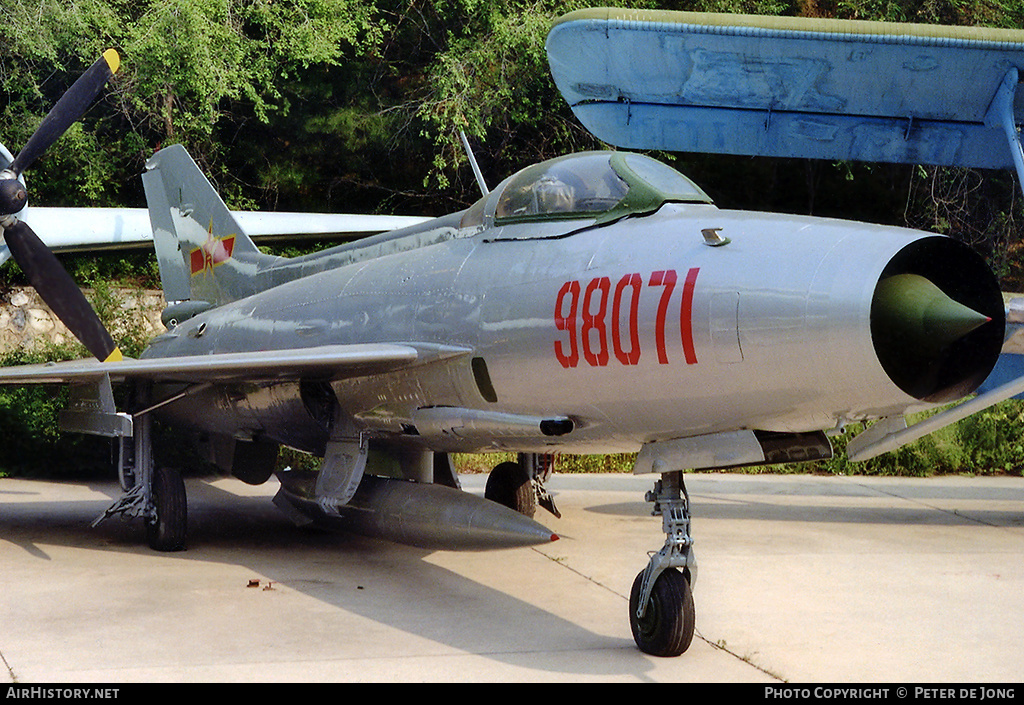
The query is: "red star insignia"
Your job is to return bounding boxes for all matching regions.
[190,223,236,276]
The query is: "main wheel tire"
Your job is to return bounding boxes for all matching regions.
[146,466,187,552]
[484,461,536,517]
[629,567,695,657]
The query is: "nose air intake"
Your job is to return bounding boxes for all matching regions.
[871,237,1004,403]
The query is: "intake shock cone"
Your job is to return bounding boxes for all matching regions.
[871,238,1004,403]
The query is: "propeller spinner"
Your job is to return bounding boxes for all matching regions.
[0,50,122,362]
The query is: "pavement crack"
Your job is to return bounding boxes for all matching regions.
[837,476,1004,528]
[534,547,787,679]
[695,630,786,681]
[1,648,17,683]
[531,546,624,599]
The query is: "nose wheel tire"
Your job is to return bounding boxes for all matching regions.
[146,466,187,552]
[629,567,695,657]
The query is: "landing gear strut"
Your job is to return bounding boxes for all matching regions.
[631,471,696,656]
[91,385,188,551]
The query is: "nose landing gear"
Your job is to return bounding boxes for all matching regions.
[630,471,696,656]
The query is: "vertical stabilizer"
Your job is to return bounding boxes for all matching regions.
[143,145,277,307]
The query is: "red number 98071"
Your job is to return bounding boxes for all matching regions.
[554,268,699,369]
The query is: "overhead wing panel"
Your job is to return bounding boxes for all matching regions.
[0,207,430,265]
[0,144,430,259]
[546,8,1024,167]
[0,342,467,385]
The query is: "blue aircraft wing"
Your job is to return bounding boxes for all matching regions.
[546,8,1024,169]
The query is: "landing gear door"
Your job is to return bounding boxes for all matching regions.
[316,437,368,511]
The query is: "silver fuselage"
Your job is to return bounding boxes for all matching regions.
[145,199,1002,458]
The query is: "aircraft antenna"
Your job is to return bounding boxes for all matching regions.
[459,130,489,197]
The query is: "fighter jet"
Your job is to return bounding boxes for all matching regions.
[0,12,1021,659]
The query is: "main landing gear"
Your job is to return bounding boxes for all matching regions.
[91,394,187,552]
[630,471,696,657]
[485,453,560,519]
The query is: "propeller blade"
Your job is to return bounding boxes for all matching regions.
[0,49,124,362]
[9,49,120,176]
[4,220,122,362]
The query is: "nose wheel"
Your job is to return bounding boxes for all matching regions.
[631,471,696,656]
[629,566,694,657]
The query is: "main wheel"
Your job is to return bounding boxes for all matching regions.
[146,466,187,552]
[629,567,695,657]
[484,461,536,517]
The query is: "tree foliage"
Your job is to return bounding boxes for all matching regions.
[1,0,385,208]
[2,0,1024,236]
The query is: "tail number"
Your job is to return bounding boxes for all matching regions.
[554,268,699,369]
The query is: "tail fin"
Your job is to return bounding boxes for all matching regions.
[143,144,275,308]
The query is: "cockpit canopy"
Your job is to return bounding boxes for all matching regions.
[490,151,712,225]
